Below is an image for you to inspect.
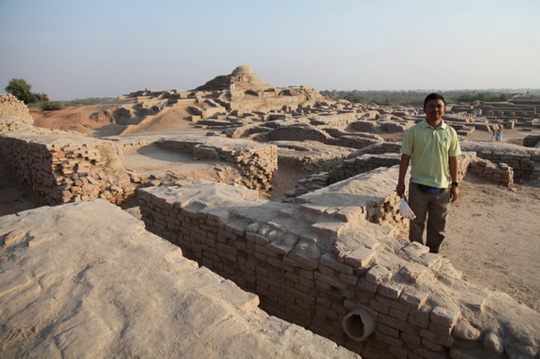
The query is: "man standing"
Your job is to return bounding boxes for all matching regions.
[396,93,461,253]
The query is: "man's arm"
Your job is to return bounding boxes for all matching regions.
[396,154,411,197]
[449,156,459,202]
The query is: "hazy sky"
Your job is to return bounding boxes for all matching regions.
[1,0,539,100]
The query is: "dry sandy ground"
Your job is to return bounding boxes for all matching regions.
[443,173,540,311]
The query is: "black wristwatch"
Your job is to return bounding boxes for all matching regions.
[451,182,459,187]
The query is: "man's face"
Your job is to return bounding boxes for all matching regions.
[423,99,446,122]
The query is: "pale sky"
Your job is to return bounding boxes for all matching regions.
[1,0,539,100]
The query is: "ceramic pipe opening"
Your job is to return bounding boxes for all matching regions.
[342,307,376,341]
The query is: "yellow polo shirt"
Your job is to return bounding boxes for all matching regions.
[401,120,461,188]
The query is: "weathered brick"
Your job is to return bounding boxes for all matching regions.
[399,263,429,283]
[399,288,429,310]
[339,272,359,286]
[429,321,452,336]
[430,306,460,328]
[409,314,430,329]
[365,264,391,284]
[216,242,237,256]
[267,256,294,271]
[358,278,378,293]
[375,294,409,312]
[375,331,404,348]
[402,241,430,257]
[330,302,347,316]
[320,252,354,274]
[315,304,339,320]
[379,313,415,333]
[369,299,389,314]
[419,329,454,347]
[401,332,421,346]
[389,307,408,321]
[378,281,404,299]
[314,271,347,289]
[315,295,332,309]
[253,233,270,245]
[318,264,335,276]
[388,346,409,359]
[422,337,443,351]
[377,323,399,338]
[286,252,319,270]
[344,246,377,267]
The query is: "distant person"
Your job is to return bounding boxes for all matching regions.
[396,93,461,253]
[495,128,503,142]
[230,83,235,91]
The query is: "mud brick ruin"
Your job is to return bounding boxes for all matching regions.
[1,66,540,358]
[0,200,358,359]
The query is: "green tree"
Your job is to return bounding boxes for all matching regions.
[5,78,38,104]
[33,92,50,103]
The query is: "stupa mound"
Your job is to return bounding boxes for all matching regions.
[195,65,271,91]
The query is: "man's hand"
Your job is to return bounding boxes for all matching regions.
[396,182,405,198]
[450,185,459,202]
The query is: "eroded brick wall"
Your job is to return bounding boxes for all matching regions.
[0,133,134,205]
[461,141,540,180]
[289,152,475,198]
[468,159,514,186]
[138,168,539,359]
[156,137,277,190]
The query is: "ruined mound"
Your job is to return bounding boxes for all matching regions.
[31,105,118,136]
[0,94,35,132]
[195,65,271,91]
[0,94,33,123]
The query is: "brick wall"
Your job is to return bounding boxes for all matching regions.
[461,141,540,180]
[468,159,514,187]
[138,168,539,359]
[155,136,277,191]
[0,94,33,123]
[0,133,134,205]
[288,152,474,198]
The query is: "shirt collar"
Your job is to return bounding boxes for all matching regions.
[421,119,447,130]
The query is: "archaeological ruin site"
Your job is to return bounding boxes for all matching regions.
[1,66,540,359]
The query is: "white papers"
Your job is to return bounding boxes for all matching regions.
[399,198,416,220]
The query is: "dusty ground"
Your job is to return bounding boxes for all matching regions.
[2,112,539,312]
[444,173,540,311]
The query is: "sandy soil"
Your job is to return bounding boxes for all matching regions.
[444,173,540,311]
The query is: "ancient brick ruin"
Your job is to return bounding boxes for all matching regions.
[136,166,539,358]
[0,200,358,359]
[1,81,540,359]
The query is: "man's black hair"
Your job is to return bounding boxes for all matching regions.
[423,93,446,108]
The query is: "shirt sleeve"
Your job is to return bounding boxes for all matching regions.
[448,128,461,157]
[401,129,413,155]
